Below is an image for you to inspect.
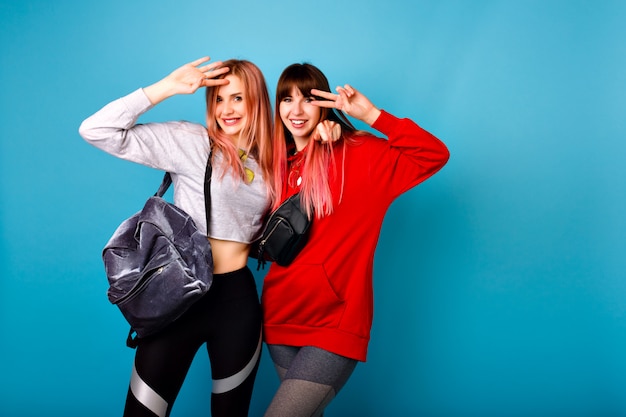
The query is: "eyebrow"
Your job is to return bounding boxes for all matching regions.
[217,92,243,99]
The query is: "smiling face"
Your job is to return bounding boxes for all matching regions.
[214,74,248,143]
[279,86,322,145]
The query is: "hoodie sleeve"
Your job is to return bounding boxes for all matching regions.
[370,110,450,199]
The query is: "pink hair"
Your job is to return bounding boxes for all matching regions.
[272,63,359,218]
[205,60,276,204]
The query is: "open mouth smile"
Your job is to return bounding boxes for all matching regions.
[222,118,240,126]
[290,119,306,127]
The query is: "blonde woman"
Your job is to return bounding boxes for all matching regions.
[80,57,272,417]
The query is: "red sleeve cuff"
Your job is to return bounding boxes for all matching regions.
[371,109,401,136]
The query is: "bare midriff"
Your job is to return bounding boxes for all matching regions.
[209,238,251,274]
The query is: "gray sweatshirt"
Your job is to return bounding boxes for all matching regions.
[79,88,270,242]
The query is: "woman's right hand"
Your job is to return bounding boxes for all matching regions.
[144,57,230,104]
[311,85,381,126]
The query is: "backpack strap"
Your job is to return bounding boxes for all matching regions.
[155,172,172,197]
[153,154,211,229]
[204,154,212,236]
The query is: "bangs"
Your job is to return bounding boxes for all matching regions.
[276,64,330,101]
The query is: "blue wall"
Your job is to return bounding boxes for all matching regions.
[1,1,624,416]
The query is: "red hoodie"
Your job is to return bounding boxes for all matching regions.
[261,110,449,361]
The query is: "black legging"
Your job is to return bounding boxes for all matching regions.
[123,266,262,417]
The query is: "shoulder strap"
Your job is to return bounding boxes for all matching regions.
[204,154,212,235]
[153,153,211,233]
[155,173,172,197]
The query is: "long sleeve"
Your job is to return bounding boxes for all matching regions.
[78,88,209,174]
[370,110,449,199]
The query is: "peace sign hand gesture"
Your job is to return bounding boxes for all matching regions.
[311,84,381,126]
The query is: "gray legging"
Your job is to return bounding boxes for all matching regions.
[264,345,358,417]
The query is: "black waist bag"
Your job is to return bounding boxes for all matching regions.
[256,193,311,269]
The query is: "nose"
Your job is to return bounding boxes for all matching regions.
[292,100,304,115]
[222,101,234,115]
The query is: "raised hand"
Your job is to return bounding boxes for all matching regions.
[311,85,381,126]
[167,57,230,93]
[144,57,230,104]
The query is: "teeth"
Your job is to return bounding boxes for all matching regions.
[292,120,305,125]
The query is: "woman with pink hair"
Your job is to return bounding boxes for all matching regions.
[262,63,450,416]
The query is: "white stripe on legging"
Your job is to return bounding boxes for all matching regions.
[212,332,262,394]
[130,361,168,417]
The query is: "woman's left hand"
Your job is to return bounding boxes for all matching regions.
[311,85,381,126]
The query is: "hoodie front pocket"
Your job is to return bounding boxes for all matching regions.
[263,263,345,329]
